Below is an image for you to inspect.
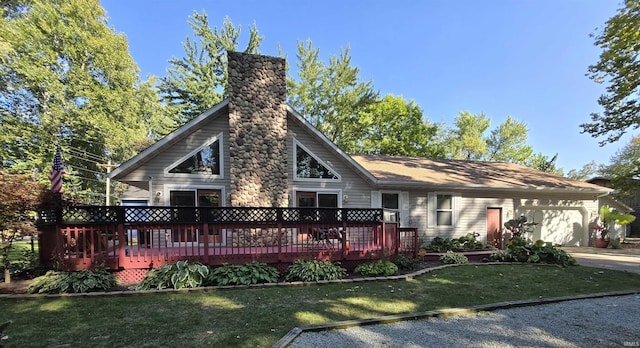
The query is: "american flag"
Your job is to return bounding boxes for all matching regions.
[49,146,66,193]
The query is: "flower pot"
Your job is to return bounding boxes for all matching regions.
[594,238,609,248]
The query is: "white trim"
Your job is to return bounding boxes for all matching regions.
[293,139,342,182]
[291,187,343,207]
[427,192,458,228]
[163,184,227,207]
[164,132,224,179]
[287,105,378,183]
[110,100,229,180]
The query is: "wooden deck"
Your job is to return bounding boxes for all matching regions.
[37,206,419,278]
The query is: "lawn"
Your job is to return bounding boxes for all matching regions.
[1,264,639,347]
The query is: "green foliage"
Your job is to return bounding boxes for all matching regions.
[206,262,279,286]
[136,261,209,290]
[597,205,637,239]
[284,259,347,282]
[490,237,576,267]
[439,251,469,265]
[0,0,160,202]
[159,14,262,130]
[422,233,491,252]
[445,111,491,161]
[600,136,640,201]
[394,254,420,271]
[355,94,444,157]
[354,260,398,277]
[27,269,116,294]
[442,112,556,172]
[287,39,378,153]
[583,0,640,144]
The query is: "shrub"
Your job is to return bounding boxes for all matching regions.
[490,237,576,267]
[394,254,420,271]
[137,261,209,290]
[206,262,279,286]
[422,233,491,252]
[439,251,469,265]
[284,259,347,282]
[28,269,116,294]
[354,260,398,277]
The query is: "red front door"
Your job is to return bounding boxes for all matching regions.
[487,208,502,248]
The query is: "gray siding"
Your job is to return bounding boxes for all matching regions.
[286,120,374,208]
[117,109,232,205]
[408,190,598,246]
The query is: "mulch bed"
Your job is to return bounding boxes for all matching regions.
[0,261,447,296]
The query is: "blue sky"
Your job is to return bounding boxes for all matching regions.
[100,0,634,173]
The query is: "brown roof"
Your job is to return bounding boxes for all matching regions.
[350,154,609,193]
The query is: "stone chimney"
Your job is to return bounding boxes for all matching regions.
[227,51,288,207]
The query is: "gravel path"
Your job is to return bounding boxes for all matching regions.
[288,294,640,348]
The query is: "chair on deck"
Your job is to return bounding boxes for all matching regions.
[307,227,343,249]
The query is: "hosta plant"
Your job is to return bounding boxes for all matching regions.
[207,262,279,286]
[136,261,209,290]
[28,269,116,294]
[284,259,347,282]
[439,251,469,265]
[354,260,398,276]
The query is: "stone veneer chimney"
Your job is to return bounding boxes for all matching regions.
[227,51,288,207]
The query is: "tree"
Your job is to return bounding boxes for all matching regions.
[355,94,443,157]
[486,116,534,165]
[526,153,563,176]
[582,0,640,145]
[566,160,603,181]
[288,40,378,152]
[159,14,262,131]
[0,170,43,283]
[600,135,640,199]
[444,111,491,160]
[0,0,158,203]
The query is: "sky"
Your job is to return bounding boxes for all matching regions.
[100,0,635,173]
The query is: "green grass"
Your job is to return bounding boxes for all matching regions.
[1,264,640,347]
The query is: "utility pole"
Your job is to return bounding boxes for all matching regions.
[97,161,118,205]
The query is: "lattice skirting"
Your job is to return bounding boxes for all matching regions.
[115,268,149,284]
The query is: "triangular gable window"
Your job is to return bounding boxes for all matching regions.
[167,133,223,176]
[294,140,340,181]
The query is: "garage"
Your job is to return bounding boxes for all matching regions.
[517,206,588,247]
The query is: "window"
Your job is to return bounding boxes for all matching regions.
[167,134,222,176]
[294,141,340,181]
[436,194,453,226]
[296,191,339,208]
[382,193,399,210]
[318,193,338,208]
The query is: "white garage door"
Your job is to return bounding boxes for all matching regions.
[518,208,586,246]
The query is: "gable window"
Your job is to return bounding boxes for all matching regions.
[436,194,453,226]
[167,133,222,176]
[294,140,340,181]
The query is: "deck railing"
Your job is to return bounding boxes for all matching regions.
[37,206,418,272]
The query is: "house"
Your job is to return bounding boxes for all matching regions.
[110,51,610,248]
[587,177,638,238]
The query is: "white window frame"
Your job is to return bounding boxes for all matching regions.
[293,139,341,182]
[371,190,410,227]
[162,185,227,207]
[292,187,343,208]
[164,132,224,179]
[428,192,457,228]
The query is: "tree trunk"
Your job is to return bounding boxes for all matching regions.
[4,268,10,284]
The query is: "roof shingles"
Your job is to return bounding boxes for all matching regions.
[350,154,608,192]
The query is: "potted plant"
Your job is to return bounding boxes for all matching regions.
[594,206,636,248]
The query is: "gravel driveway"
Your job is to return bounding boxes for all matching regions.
[288,294,640,347]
